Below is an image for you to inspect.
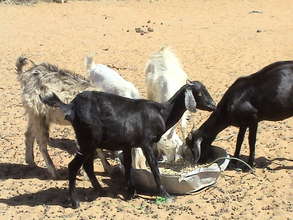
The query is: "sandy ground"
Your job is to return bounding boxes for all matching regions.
[0,0,292,219]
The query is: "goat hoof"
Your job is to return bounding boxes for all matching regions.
[70,199,80,209]
[124,188,137,200]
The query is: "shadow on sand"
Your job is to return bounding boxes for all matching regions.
[0,186,120,208]
[0,163,68,180]
[227,155,293,171]
[48,137,77,155]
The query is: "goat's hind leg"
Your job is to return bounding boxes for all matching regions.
[122,148,136,200]
[34,116,57,178]
[68,154,84,209]
[248,123,258,167]
[25,114,36,165]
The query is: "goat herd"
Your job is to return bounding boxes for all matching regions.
[14,47,293,208]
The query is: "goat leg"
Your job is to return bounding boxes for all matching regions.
[25,120,36,165]
[68,154,84,209]
[122,148,136,200]
[82,155,104,195]
[36,138,57,179]
[96,149,114,175]
[34,116,57,178]
[248,123,258,168]
[231,126,247,168]
[142,144,170,199]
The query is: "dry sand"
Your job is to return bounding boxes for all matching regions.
[0,0,292,219]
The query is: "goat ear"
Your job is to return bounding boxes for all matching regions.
[185,89,197,113]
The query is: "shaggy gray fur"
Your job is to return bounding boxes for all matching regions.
[15,56,105,178]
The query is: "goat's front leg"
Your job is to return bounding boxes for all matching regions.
[248,123,258,167]
[142,144,170,199]
[122,148,136,200]
[230,126,247,168]
[68,154,84,209]
[234,126,247,158]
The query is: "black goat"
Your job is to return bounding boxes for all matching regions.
[186,61,293,168]
[40,81,216,208]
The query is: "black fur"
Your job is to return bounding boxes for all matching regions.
[186,61,293,167]
[40,81,216,208]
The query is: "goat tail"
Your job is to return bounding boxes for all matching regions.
[85,56,95,71]
[15,56,36,75]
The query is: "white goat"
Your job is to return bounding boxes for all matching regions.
[86,57,140,99]
[145,47,192,162]
[85,56,147,169]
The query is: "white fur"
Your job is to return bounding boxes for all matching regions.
[145,46,191,162]
[86,57,140,99]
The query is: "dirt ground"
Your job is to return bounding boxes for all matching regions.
[0,0,292,219]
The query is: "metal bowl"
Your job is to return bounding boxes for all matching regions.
[131,146,230,195]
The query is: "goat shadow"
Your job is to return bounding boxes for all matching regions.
[0,170,154,208]
[48,137,77,155]
[0,186,118,208]
[0,137,115,181]
[0,138,76,181]
[227,155,293,171]
[0,163,68,180]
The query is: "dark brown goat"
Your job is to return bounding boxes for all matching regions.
[40,81,216,208]
[186,61,293,167]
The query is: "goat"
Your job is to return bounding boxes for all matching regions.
[15,56,115,178]
[145,47,191,138]
[85,56,146,169]
[86,56,140,99]
[40,80,216,208]
[186,61,293,167]
[145,46,211,162]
